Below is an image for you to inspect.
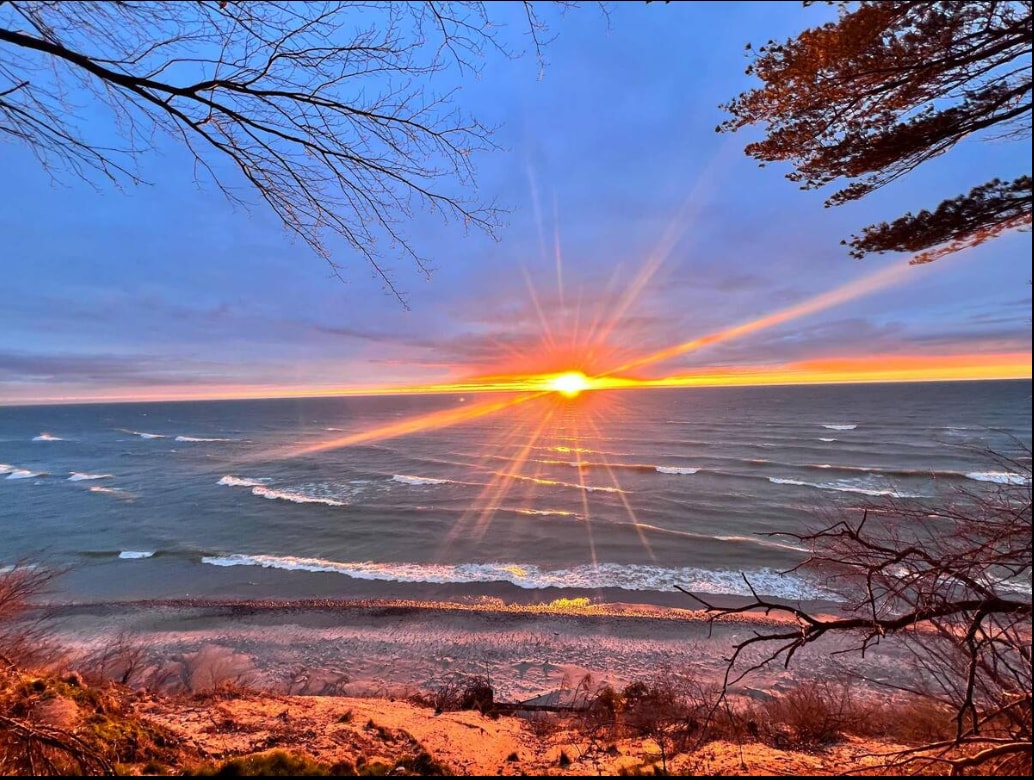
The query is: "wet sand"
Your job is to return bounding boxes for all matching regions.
[43,597,914,703]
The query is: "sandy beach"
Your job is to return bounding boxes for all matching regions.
[45,597,912,704]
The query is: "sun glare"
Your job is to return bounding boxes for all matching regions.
[549,371,590,398]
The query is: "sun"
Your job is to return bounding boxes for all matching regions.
[548,371,590,398]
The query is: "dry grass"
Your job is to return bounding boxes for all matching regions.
[0,667,186,775]
[749,680,864,749]
[1,562,1027,775]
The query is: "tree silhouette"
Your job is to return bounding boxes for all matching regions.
[0,1,561,304]
[720,1,1032,264]
[683,455,1032,774]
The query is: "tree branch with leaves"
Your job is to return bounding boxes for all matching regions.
[720,1,1032,265]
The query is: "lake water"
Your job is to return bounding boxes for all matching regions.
[1,380,1029,606]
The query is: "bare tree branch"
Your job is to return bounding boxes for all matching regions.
[0,2,578,305]
[683,451,1032,773]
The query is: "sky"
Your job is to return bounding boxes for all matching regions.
[1,2,1030,405]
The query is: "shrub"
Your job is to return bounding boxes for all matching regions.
[395,750,452,776]
[0,564,59,669]
[186,750,331,776]
[757,681,860,749]
[458,675,494,713]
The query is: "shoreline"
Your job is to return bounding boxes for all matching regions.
[40,593,837,622]
[39,595,906,706]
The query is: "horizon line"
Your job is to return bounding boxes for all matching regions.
[3,373,1030,408]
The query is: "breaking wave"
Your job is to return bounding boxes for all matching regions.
[768,476,924,498]
[200,555,833,600]
[510,508,582,519]
[219,476,373,506]
[392,474,449,486]
[217,475,269,487]
[655,466,700,475]
[32,433,63,442]
[175,435,235,442]
[822,424,858,431]
[251,486,346,507]
[120,429,165,439]
[118,551,155,559]
[966,471,1030,485]
[5,468,45,480]
[68,472,114,482]
[88,486,134,499]
[557,461,702,477]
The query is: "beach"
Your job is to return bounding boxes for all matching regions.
[45,596,911,704]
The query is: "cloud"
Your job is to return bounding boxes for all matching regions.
[0,351,253,386]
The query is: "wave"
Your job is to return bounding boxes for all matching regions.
[802,464,1029,485]
[768,476,924,498]
[805,463,929,478]
[510,508,582,519]
[32,433,63,442]
[120,429,165,439]
[88,486,134,499]
[174,435,235,442]
[966,471,1030,485]
[6,468,45,480]
[0,464,13,475]
[251,486,345,507]
[818,437,837,442]
[217,475,269,487]
[510,459,703,477]
[200,555,832,600]
[393,474,449,486]
[68,472,114,482]
[506,474,627,494]
[220,476,369,506]
[655,466,699,475]
[822,424,858,431]
[560,460,701,476]
[118,551,155,559]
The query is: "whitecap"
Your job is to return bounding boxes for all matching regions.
[89,486,134,499]
[0,464,14,475]
[175,435,235,442]
[965,471,1029,485]
[6,469,44,480]
[655,466,699,475]
[251,486,345,507]
[819,437,837,442]
[392,474,449,486]
[768,476,923,498]
[200,555,836,600]
[822,424,857,431]
[118,551,155,559]
[512,508,580,518]
[217,475,270,487]
[32,433,63,442]
[120,429,165,439]
[68,472,114,482]
[507,474,627,494]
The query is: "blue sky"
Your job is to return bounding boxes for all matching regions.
[1,2,1030,403]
